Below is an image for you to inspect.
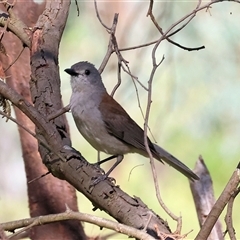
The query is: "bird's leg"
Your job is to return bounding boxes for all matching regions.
[95,155,118,166]
[91,155,124,186]
[92,155,118,178]
[104,155,123,178]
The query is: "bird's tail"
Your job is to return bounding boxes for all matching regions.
[152,143,199,181]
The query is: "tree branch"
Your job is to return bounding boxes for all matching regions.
[1,210,156,240]
[0,5,30,47]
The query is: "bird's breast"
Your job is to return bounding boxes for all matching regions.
[70,93,131,155]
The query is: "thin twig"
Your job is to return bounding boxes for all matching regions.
[110,62,121,97]
[165,0,240,41]
[128,164,144,182]
[28,171,51,184]
[47,104,70,121]
[119,38,204,52]
[74,0,80,16]
[147,0,186,230]
[9,221,37,239]
[144,54,180,223]
[147,0,205,52]
[143,213,153,232]
[98,13,118,74]
[94,0,111,31]
[4,46,25,72]
[147,0,163,33]
[146,0,240,58]
[224,187,240,240]
[0,110,66,162]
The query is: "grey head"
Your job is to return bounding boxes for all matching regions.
[65,61,106,93]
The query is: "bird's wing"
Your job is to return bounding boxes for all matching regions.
[98,93,158,156]
[99,93,199,181]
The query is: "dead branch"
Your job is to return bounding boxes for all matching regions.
[190,156,223,240]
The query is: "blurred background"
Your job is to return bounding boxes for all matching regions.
[1,1,240,239]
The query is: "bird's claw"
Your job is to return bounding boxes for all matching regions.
[91,175,107,186]
[90,175,116,187]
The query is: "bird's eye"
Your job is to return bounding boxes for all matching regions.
[85,69,90,75]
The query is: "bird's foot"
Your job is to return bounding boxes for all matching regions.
[90,175,116,187]
[91,175,107,186]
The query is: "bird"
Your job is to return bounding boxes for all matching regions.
[65,61,199,181]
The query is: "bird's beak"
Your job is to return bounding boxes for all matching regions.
[64,68,78,76]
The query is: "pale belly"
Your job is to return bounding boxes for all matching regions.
[72,108,131,155]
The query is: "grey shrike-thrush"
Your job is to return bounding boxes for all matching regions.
[65,61,199,181]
